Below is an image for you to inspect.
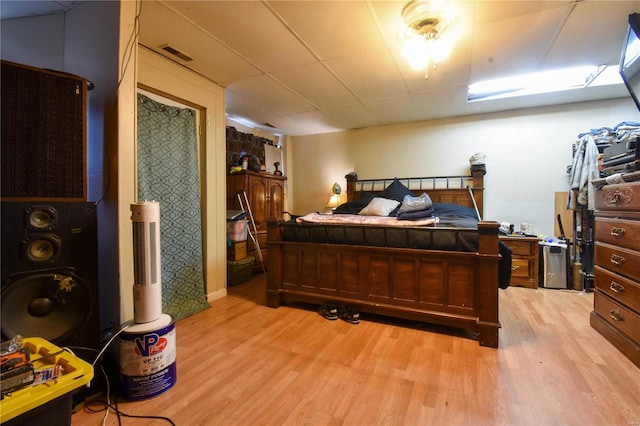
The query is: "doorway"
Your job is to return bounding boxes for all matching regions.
[136,89,209,320]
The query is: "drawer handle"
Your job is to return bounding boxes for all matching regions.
[609,227,625,237]
[511,265,520,271]
[609,309,624,322]
[609,281,625,293]
[603,188,633,206]
[604,190,621,205]
[610,254,625,265]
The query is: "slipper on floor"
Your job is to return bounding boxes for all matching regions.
[319,304,338,320]
[339,306,360,324]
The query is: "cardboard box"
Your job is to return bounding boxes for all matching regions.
[227,257,254,286]
[228,240,248,261]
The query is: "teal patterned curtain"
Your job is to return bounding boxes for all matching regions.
[136,93,209,321]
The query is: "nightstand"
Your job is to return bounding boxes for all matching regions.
[499,235,541,288]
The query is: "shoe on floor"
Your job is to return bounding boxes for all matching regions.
[339,306,360,324]
[319,303,338,320]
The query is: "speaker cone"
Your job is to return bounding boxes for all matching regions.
[22,233,62,265]
[1,270,91,344]
[26,206,58,230]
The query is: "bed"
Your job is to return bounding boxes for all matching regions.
[266,166,507,347]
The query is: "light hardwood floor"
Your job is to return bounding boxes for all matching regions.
[72,274,640,425]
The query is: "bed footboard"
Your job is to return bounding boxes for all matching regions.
[266,221,501,348]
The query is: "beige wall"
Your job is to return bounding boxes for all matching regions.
[289,98,640,237]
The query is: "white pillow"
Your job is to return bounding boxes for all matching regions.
[358,197,400,216]
[398,192,433,213]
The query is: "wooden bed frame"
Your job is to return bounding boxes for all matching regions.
[266,168,502,347]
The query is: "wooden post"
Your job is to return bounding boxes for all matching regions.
[476,220,500,348]
[345,172,358,202]
[266,221,283,308]
[471,168,486,218]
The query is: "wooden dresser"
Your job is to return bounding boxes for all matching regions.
[590,180,640,368]
[226,170,287,270]
[499,235,540,289]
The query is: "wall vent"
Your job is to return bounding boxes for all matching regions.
[159,44,193,62]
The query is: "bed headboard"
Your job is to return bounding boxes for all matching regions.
[345,168,486,218]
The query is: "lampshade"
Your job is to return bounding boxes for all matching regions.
[326,194,341,210]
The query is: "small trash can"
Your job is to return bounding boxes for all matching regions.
[539,241,568,289]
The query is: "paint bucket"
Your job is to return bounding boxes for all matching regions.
[119,314,176,400]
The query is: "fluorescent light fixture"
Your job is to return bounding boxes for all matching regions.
[622,33,640,69]
[226,114,283,137]
[468,65,622,102]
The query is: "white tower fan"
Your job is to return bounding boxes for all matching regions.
[131,201,163,324]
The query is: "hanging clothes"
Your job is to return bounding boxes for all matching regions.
[567,134,600,211]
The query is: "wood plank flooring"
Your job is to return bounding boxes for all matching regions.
[72,274,640,425]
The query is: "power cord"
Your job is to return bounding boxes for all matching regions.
[83,390,176,425]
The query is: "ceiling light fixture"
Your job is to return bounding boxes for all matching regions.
[401,0,457,79]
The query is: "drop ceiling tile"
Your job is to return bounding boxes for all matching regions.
[267,0,388,60]
[472,1,563,25]
[366,87,469,124]
[282,110,346,135]
[139,1,261,86]
[544,1,639,67]
[228,74,315,115]
[325,51,408,102]
[225,89,274,120]
[0,0,80,19]
[322,103,382,130]
[470,5,570,81]
[271,62,359,109]
[368,0,412,49]
[164,1,317,72]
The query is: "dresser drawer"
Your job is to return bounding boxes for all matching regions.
[500,238,537,256]
[594,242,640,282]
[511,258,532,278]
[595,217,640,251]
[595,181,640,211]
[594,292,640,344]
[594,265,640,313]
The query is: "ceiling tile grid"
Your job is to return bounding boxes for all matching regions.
[5,0,631,136]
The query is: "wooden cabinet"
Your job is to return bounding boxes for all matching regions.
[499,236,540,288]
[591,180,640,368]
[227,171,287,270]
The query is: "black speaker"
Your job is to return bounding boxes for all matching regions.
[1,60,87,201]
[1,202,99,358]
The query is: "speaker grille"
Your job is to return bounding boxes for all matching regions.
[1,60,87,201]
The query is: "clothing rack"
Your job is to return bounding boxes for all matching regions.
[572,208,594,292]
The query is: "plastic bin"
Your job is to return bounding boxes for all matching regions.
[0,337,94,425]
[227,220,248,242]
